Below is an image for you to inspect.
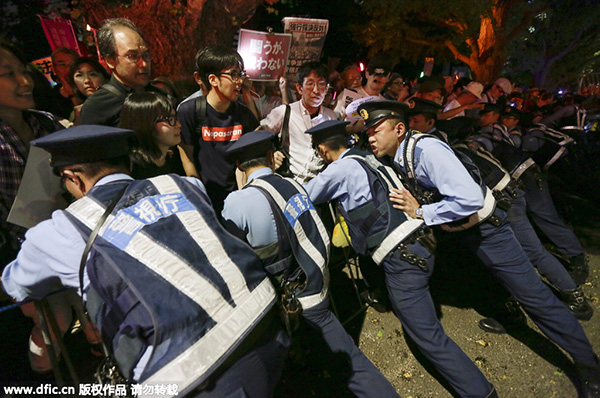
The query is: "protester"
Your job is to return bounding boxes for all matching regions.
[66,57,109,124]
[119,91,197,179]
[79,18,161,126]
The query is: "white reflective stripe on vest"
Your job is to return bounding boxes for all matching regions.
[371,217,423,265]
[150,175,252,308]
[141,278,275,397]
[439,186,497,232]
[250,177,330,309]
[511,157,535,180]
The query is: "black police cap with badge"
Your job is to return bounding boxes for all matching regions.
[305,120,350,148]
[479,103,502,115]
[407,97,443,118]
[226,130,277,163]
[358,100,409,131]
[502,106,522,120]
[31,125,134,168]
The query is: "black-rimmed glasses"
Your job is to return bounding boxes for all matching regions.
[156,114,178,127]
[218,71,247,83]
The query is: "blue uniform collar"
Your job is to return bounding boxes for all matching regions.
[95,173,134,187]
[394,139,407,169]
[247,167,273,183]
[338,148,352,160]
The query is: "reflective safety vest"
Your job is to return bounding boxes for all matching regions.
[64,174,276,395]
[341,149,424,264]
[523,123,574,170]
[403,131,498,232]
[248,174,330,310]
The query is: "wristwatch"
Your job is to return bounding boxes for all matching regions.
[415,207,424,219]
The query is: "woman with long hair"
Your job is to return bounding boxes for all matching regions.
[119,91,197,179]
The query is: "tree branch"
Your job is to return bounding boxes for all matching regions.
[445,40,473,66]
[506,4,548,41]
[545,27,586,65]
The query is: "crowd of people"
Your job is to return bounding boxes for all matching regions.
[1,16,600,398]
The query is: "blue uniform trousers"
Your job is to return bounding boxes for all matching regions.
[507,196,577,291]
[522,173,584,258]
[382,240,494,398]
[190,318,290,398]
[303,299,399,398]
[459,217,596,368]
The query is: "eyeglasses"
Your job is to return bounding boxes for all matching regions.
[217,70,247,83]
[495,84,506,95]
[304,80,329,91]
[117,52,152,64]
[156,114,178,126]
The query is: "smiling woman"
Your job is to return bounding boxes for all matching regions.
[0,42,63,262]
[119,91,197,179]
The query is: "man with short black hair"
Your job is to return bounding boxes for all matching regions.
[261,61,336,183]
[79,18,159,126]
[361,100,600,398]
[2,125,289,397]
[178,46,259,214]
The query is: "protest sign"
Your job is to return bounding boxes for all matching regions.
[282,17,329,83]
[237,29,291,81]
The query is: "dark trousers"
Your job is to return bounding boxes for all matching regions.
[192,320,290,398]
[382,241,494,398]
[303,299,399,398]
[507,196,576,290]
[522,173,584,258]
[458,218,596,368]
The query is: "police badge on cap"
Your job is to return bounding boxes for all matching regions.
[358,101,409,131]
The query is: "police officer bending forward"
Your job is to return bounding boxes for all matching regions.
[302,120,498,398]
[222,130,399,398]
[1,125,289,398]
[359,100,600,398]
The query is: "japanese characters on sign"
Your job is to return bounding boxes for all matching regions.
[282,17,329,83]
[237,29,292,81]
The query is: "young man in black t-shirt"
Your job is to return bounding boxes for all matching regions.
[179,46,259,214]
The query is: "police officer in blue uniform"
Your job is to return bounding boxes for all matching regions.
[1,125,289,398]
[409,99,592,322]
[303,120,498,398]
[476,103,588,285]
[222,130,399,398]
[359,100,600,398]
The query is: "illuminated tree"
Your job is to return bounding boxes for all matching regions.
[81,0,273,79]
[356,0,545,83]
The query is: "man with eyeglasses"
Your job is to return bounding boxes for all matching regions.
[178,46,259,214]
[260,61,336,184]
[333,54,392,135]
[479,78,512,108]
[80,18,161,127]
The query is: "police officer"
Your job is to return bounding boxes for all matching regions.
[474,104,588,285]
[359,100,600,398]
[222,130,399,398]
[1,125,289,397]
[303,120,498,398]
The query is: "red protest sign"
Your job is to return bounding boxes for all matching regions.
[237,29,291,81]
[38,15,82,54]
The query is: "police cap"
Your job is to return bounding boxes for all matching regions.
[502,106,522,120]
[305,120,349,147]
[226,130,277,162]
[407,97,443,118]
[479,103,502,115]
[417,80,443,94]
[358,100,409,131]
[31,125,134,168]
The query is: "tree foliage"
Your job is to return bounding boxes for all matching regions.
[505,0,600,89]
[81,0,269,80]
[356,0,545,83]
